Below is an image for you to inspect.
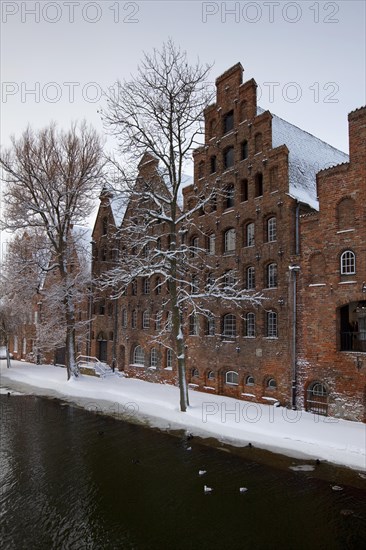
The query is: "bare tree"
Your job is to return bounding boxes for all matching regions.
[0,122,104,379]
[101,41,263,412]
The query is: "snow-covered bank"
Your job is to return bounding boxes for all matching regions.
[1,360,365,471]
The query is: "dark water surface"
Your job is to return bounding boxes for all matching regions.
[1,394,365,550]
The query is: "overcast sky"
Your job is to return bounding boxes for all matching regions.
[1,0,365,156]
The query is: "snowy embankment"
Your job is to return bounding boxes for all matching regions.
[1,360,365,471]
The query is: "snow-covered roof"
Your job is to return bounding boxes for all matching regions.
[110,195,128,227]
[257,107,349,210]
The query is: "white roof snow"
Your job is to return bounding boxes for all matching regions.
[110,195,128,227]
[257,107,349,210]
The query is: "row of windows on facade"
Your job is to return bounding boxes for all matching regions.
[198,133,265,177]
[207,103,253,139]
[190,368,278,390]
[120,310,278,339]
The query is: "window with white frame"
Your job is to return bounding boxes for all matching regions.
[150,348,158,368]
[245,312,256,337]
[207,233,216,255]
[189,314,199,335]
[133,345,144,365]
[266,311,278,337]
[226,371,239,385]
[166,348,173,369]
[155,311,162,331]
[142,310,150,329]
[267,263,278,288]
[340,250,356,274]
[267,217,277,242]
[245,375,255,386]
[224,228,236,253]
[192,368,199,378]
[223,314,236,338]
[246,266,255,289]
[246,222,255,247]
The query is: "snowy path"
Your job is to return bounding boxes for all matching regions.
[1,360,365,471]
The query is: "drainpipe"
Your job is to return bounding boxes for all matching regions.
[112,299,118,369]
[289,265,300,409]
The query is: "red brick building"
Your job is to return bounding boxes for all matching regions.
[90,63,365,421]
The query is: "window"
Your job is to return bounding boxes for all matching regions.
[150,348,158,368]
[241,140,248,160]
[142,310,150,329]
[191,275,199,294]
[189,314,199,335]
[198,160,205,179]
[224,228,236,253]
[191,236,199,257]
[337,197,355,229]
[245,223,255,247]
[207,370,215,381]
[166,348,173,369]
[133,345,144,365]
[241,179,248,202]
[122,308,127,328]
[267,263,278,288]
[132,310,137,329]
[207,233,216,255]
[98,300,105,315]
[267,217,277,242]
[245,375,255,386]
[224,185,235,209]
[269,166,278,191]
[306,381,328,415]
[340,250,356,274]
[155,276,162,295]
[210,194,217,212]
[223,110,234,134]
[267,378,277,389]
[255,173,263,197]
[266,311,278,338]
[226,371,238,385]
[13,335,18,353]
[254,133,262,153]
[205,313,215,336]
[155,311,162,331]
[143,278,150,295]
[223,314,236,338]
[210,155,217,174]
[166,312,172,331]
[224,270,236,293]
[22,337,27,355]
[156,237,162,251]
[245,312,256,337]
[131,280,137,296]
[206,272,215,290]
[246,266,255,290]
[223,146,234,169]
[192,368,199,378]
[209,119,216,138]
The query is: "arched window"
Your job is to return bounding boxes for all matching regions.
[155,276,162,295]
[246,266,255,290]
[165,349,173,369]
[207,370,215,380]
[223,110,234,134]
[191,236,199,256]
[224,185,235,209]
[226,371,239,385]
[223,314,236,338]
[245,312,256,337]
[241,179,248,202]
[131,310,137,329]
[306,381,328,415]
[189,314,199,335]
[267,378,277,389]
[245,375,255,386]
[337,197,355,230]
[267,217,277,242]
[198,160,205,179]
[245,222,255,247]
[143,277,150,295]
[150,348,158,368]
[142,310,150,329]
[241,140,248,160]
[255,172,263,197]
[133,345,144,365]
[155,311,162,331]
[224,228,236,253]
[223,146,234,169]
[192,368,199,378]
[267,263,278,288]
[254,133,262,153]
[122,308,127,328]
[340,250,356,274]
[266,311,278,337]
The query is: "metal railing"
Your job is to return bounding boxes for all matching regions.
[76,355,112,377]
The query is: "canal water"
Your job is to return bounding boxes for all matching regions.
[1,393,365,550]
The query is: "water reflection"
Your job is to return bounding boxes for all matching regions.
[1,394,365,550]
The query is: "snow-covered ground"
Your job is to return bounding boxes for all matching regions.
[1,359,365,471]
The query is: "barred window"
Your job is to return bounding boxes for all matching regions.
[223,314,236,338]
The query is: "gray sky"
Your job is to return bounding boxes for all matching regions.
[1,0,365,156]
